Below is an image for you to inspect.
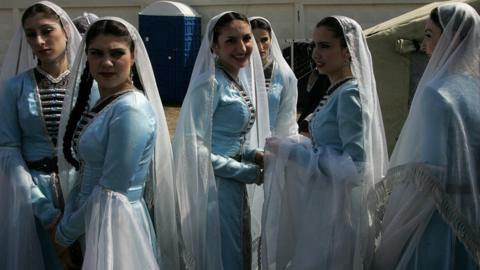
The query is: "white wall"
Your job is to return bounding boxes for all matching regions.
[0,0,442,64]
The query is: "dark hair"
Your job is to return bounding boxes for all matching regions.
[430,8,443,32]
[22,4,64,66]
[63,20,143,169]
[436,4,474,42]
[316,17,347,48]
[22,3,61,26]
[212,12,249,43]
[250,18,272,37]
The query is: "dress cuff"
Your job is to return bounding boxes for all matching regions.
[55,221,74,247]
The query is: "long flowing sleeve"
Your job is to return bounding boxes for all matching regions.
[211,154,258,183]
[337,86,366,166]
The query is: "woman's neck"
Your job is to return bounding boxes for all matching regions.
[217,60,239,81]
[39,54,68,78]
[99,82,134,100]
[328,67,353,86]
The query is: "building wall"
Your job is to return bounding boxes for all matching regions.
[0,0,441,66]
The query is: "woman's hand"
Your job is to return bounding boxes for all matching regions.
[254,150,264,169]
[299,130,311,138]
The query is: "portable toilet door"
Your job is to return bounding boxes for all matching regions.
[139,1,201,103]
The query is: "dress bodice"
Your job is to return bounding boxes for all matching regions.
[0,69,69,161]
[76,91,156,204]
[211,68,255,158]
[309,79,366,164]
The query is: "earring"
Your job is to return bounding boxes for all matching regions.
[129,68,134,84]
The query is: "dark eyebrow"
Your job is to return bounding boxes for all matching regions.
[87,48,102,53]
[24,24,58,32]
[39,24,57,28]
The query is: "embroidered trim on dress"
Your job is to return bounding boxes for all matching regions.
[217,67,257,145]
[381,163,480,265]
[263,60,274,94]
[34,68,69,146]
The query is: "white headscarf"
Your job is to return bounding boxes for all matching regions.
[72,12,99,35]
[57,17,180,269]
[374,2,480,269]
[261,16,388,270]
[0,1,81,85]
[172,11,269,269]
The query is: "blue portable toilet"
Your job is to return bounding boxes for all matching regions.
[139,1,201,103]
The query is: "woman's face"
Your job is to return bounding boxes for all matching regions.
[212,19,253,74]
[311,26,350,79]
[23,13,67,65]
[252,28,271,65]
[421,18,442,57]
[87,34,134,92]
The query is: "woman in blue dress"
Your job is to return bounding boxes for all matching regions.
[248,17,298,268]
[261,16,387,270]
[55,17,179,269]
[373,3,480,269]
[173,11,270,270]
[0,2,81,269]
[249,17,298,136]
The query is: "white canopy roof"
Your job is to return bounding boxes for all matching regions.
[140,1,200,17]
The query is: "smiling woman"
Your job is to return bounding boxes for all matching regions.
[173,11,270,270]
[261,16,387,270]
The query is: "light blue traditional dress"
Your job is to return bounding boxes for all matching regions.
[56,91,158,255]
[0,3,81,269]
[261,16,387,270]
[372,3,480,270]
[264,60,297,136]
[172,12,270,270]
[210,67,261,270]
[308,78,365,167]
[0,68,67,270]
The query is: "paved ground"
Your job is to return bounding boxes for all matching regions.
[164,105,181,138]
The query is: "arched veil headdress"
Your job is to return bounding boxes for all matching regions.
[0,2,81,269]
[0,1,81,85]
[172,11,270,269]
[261,16,388,270]
[248,16,298,136]
[374,3,480,269]
[57,17,180,269]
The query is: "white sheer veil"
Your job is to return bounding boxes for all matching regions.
[374,3,480,269]
[57,17,180,269]
[0,1,81,86]
[172,11,269,270]
[338,15,389,267]
[0,2,80,269]
[249,16,298,136]
[247,16,298,269]
[261,16,387,270]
